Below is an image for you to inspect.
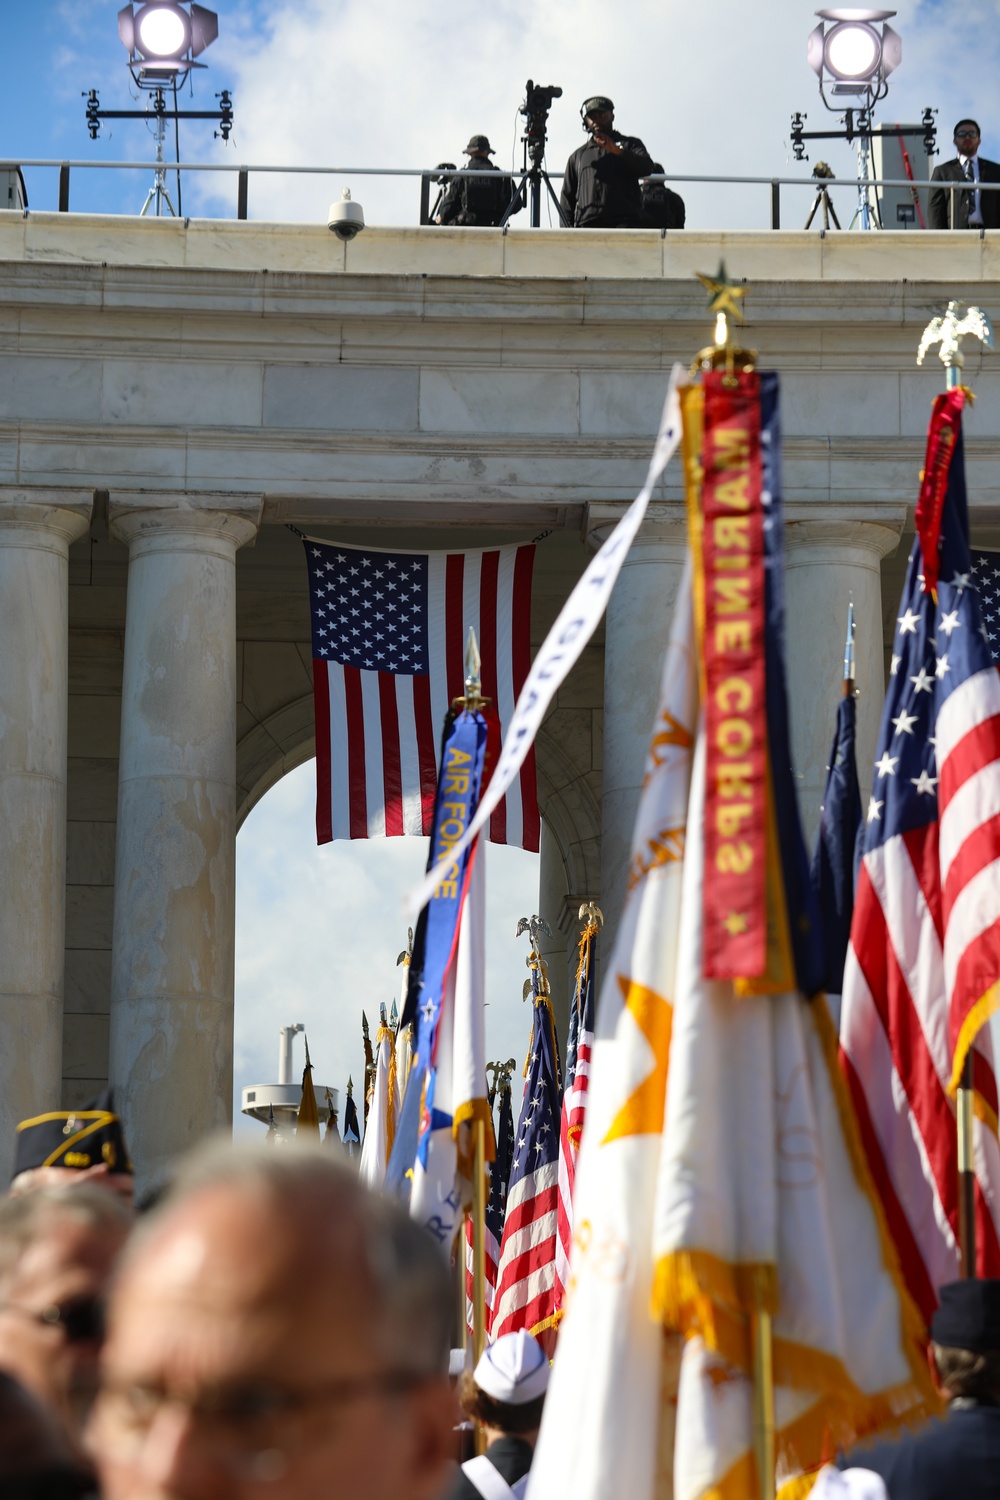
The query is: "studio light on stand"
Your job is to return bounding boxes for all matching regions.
[791,8,935,231]
[86,2,233,218]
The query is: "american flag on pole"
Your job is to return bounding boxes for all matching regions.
[840,394,1000,1325]
[466,1074,515,1337]
[554,913,598,1313]
[304,538,538,849]
[492,974,561,1355]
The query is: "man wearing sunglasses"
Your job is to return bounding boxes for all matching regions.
[89,1141,456,1500]
[0,1186,130,1456]
[929,119,1000,229]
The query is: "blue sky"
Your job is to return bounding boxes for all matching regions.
[7,2,1000,228]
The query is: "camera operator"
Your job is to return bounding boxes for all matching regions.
[561,96,654,228]
[437,136,519,226]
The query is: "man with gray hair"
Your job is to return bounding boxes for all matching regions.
[0,1186,131,1452]
[89,1139,456,1500]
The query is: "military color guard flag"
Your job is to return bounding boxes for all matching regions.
[305,538,538,849]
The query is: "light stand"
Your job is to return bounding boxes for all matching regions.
[85,2,231,217]
[500,80,568,229]
[793,7,935,231]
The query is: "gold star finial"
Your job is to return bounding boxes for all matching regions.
[696,261,746,323]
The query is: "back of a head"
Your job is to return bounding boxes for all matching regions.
[930,1278,1000,1403]
[131,1138,452,1378]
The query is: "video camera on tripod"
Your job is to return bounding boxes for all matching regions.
[501,79,567,229]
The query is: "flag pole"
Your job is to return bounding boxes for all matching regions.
[456,626,490,1365]
[751,1274,776,1500]
[842,596,856,697]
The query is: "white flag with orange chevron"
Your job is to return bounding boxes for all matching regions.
[528,558,698,1499]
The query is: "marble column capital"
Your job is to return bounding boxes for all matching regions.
[783,513,907,569]
[0,488,93,550]
[585,500,688,558]
[109,492,262,556]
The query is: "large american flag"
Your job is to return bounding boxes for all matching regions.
[492,981,561,1354]
[305,539,538,848]
[839,420,1000,1324]
[554,919,597,1313]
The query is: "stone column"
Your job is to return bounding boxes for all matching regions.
[0,489,92,1177]
[109,495,260,1186]
[784,518,904,851]
[537,822,571,1049]
[588,505,688,951]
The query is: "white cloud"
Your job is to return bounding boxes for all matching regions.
[187,0,1000,232]
[234,758,540,1139]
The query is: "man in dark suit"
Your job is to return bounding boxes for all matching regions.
[929,119,1000,228]
[840,1279,1000,1499]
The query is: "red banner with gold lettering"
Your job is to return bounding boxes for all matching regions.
[699,371,768,979]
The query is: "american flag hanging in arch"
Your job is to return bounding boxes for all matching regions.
[839,399,1000,1325]
[304,539,538,849]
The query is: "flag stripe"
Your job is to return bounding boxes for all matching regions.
[478,550,506,846]
[379,673,404,837]
[314,661,333,843]
[413,672,438,835]
[360,670,386,838]
[513,544,540,852]
[344,665,368,840]
[446,554,465,702]
[495,545,520,845]
[395,675,423,836]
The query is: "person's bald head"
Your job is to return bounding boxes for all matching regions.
[91,1140,454,1500]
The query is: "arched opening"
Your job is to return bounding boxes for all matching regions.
[233,757,541,1138]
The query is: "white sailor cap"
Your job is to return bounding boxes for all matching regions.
[473,1331,549,1405]
[810,1467,888,1500]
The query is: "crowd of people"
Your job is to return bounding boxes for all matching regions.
[0,1093,554,1500]
[432,105,1000,235]
[1,1086,1000,1499]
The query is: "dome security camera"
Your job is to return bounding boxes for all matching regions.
[328,187,365,241]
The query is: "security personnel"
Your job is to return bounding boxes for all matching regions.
[840,1279,1000,1499]
[560,95,654,228]
[10,1090,134,1202]
[447,1330,548,1499]
[438,136,518,226]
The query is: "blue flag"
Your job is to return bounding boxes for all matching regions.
[811,693,862,999]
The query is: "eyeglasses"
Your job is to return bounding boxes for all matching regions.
[956,130,980,139]
[0,1296,105,1343]
[94,1368,428,1480]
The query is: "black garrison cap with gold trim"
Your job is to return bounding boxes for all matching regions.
[13,1089,133,1180]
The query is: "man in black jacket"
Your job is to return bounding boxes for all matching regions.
[840,1279,1000,1499]
[929,119,1000,229]
[438,136,518,226]
[560,95,654,228]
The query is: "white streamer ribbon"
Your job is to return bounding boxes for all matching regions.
[405,364,686,919]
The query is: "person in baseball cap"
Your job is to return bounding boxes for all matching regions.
[839,1280,1000,1499]
[560,93,654,228]
[447,1330,549,1499]
[10,1091,134,1203]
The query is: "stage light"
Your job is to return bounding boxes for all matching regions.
[807,9,900,100]
[136,4,190,58]
[117,2,218,80]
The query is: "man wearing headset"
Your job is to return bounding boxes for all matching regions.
[560,95,654,228]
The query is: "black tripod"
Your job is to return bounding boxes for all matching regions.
[803,161,841,230]
[500,80,568,228]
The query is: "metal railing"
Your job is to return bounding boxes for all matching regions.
[3,157,997,231]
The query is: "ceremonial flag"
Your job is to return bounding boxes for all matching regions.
[466,1069,516,1338]
[296,1039,320,1140]
[492,966,562,1356]
[840,391,1000,1324]
[555,911,598,1313]
[359,1010,396,1187]
[530,370,934,1500]
[342,1080,361,1159]
[811,690,862,1008]
[403,696,492,1256]
[305,538,538,850]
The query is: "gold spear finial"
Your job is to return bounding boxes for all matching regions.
[917,301,994,389]
[692,262,755,383]
[453,626,489,712]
